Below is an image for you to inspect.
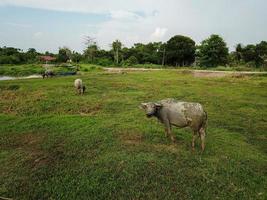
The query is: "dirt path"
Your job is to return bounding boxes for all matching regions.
[103,67,267,77]
[190,70,267,78]
[0,75,42,81]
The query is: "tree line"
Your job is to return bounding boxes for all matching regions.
[1,34,267,68]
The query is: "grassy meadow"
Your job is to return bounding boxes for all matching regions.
[0,70,267,199]
[0,63,266,78]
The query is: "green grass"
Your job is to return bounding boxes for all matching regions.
[0,64,86,77]
[0,70,266,199]
[1,64,266,77]
[0,64,44,76]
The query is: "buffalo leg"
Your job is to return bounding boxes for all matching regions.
[199,127,206,151]
[164,120,175,142]
[168,126,176,143]
[164,127,169,138]
[161,117,176,142]
[192,132,197,151]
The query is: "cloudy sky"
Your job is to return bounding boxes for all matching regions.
[0,0,266,53]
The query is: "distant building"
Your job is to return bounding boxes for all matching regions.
[40,56,56,64]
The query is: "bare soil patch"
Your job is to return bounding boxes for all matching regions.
[119,131,182,154]
[103,67,267,78]
[4,133,65,170]
[119,132,144,145]
[191,70,267,78]
[79,103,102,116]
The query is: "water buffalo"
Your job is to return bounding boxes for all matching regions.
[140,98,207,151]
[42,70,55,79]
[74,79,86,95]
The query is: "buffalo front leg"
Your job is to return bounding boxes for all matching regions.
[164,127,169,138]
[167,125,175,142]
[163,119,175,142]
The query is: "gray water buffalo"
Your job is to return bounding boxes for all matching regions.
[74,79,86,95]
[140,98,207,151]
[42,70,55,79]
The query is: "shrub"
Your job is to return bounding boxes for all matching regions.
[96,58,113,66]
[123,56,138,66]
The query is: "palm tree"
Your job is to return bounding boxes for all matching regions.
[112,40,122,65]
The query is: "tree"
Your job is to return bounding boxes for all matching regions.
[0,47,23,64]
[197,34,229,67]
[232,41,267,67]
[112,40,122,65]
[126,42,164,65]
[256,41,267,66]
[57,47,71,63]
[158,43,167,66]
[83,36,98,63]
[235,43,243,62]
[241,45,257,63]
[71,51,82,63]
[84,45,98,63]
[25,48,38,63]
[166,35,196,66]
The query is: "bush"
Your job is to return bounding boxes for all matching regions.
[123,56,138,66]
[245,61,257,68]
[0,55,21,64]
[96,58,113,66]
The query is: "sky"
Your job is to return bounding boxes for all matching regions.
[0,0,266,53]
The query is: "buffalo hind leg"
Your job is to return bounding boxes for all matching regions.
[192,131,198,151]
[199,127,206,151]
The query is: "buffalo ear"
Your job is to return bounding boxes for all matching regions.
[140,103,147,109]
[154,103,163,108]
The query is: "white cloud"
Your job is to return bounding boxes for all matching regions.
[1,0,266,52]
[33,32,44,39]
[151,27,168,41]
[5,22,32,28]
[110,10,143,21]
[0,0,158,14]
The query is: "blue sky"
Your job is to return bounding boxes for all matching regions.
[0,0,266,53]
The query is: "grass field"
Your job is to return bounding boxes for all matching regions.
[0,70,266,199]
[0,63,266,77]
[0,64,81,77]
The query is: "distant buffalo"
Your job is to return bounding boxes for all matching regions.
[74,79,86,95]
[42,70,55,79]
[140,98,207,151]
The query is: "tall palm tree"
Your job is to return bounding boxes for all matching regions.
[112,40,122,65]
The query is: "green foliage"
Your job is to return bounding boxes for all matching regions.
[1,36,267,69]
[229,41,267,68]
[96,58,114,66]
[57,47,71,63]
[256,41,267,66]
[166,35,196,66]
[197,34,229,67]
[71,51,82,63]
[25,48,39,63]
[0,64,81,77]
[0,71,266,199]
[112,40,123,65]
[241,45,257,64]
[83,44,98,63]
[79,64,103,72]
[123,56,139,66]
[0,47,23,64]
[130,42,163,65]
